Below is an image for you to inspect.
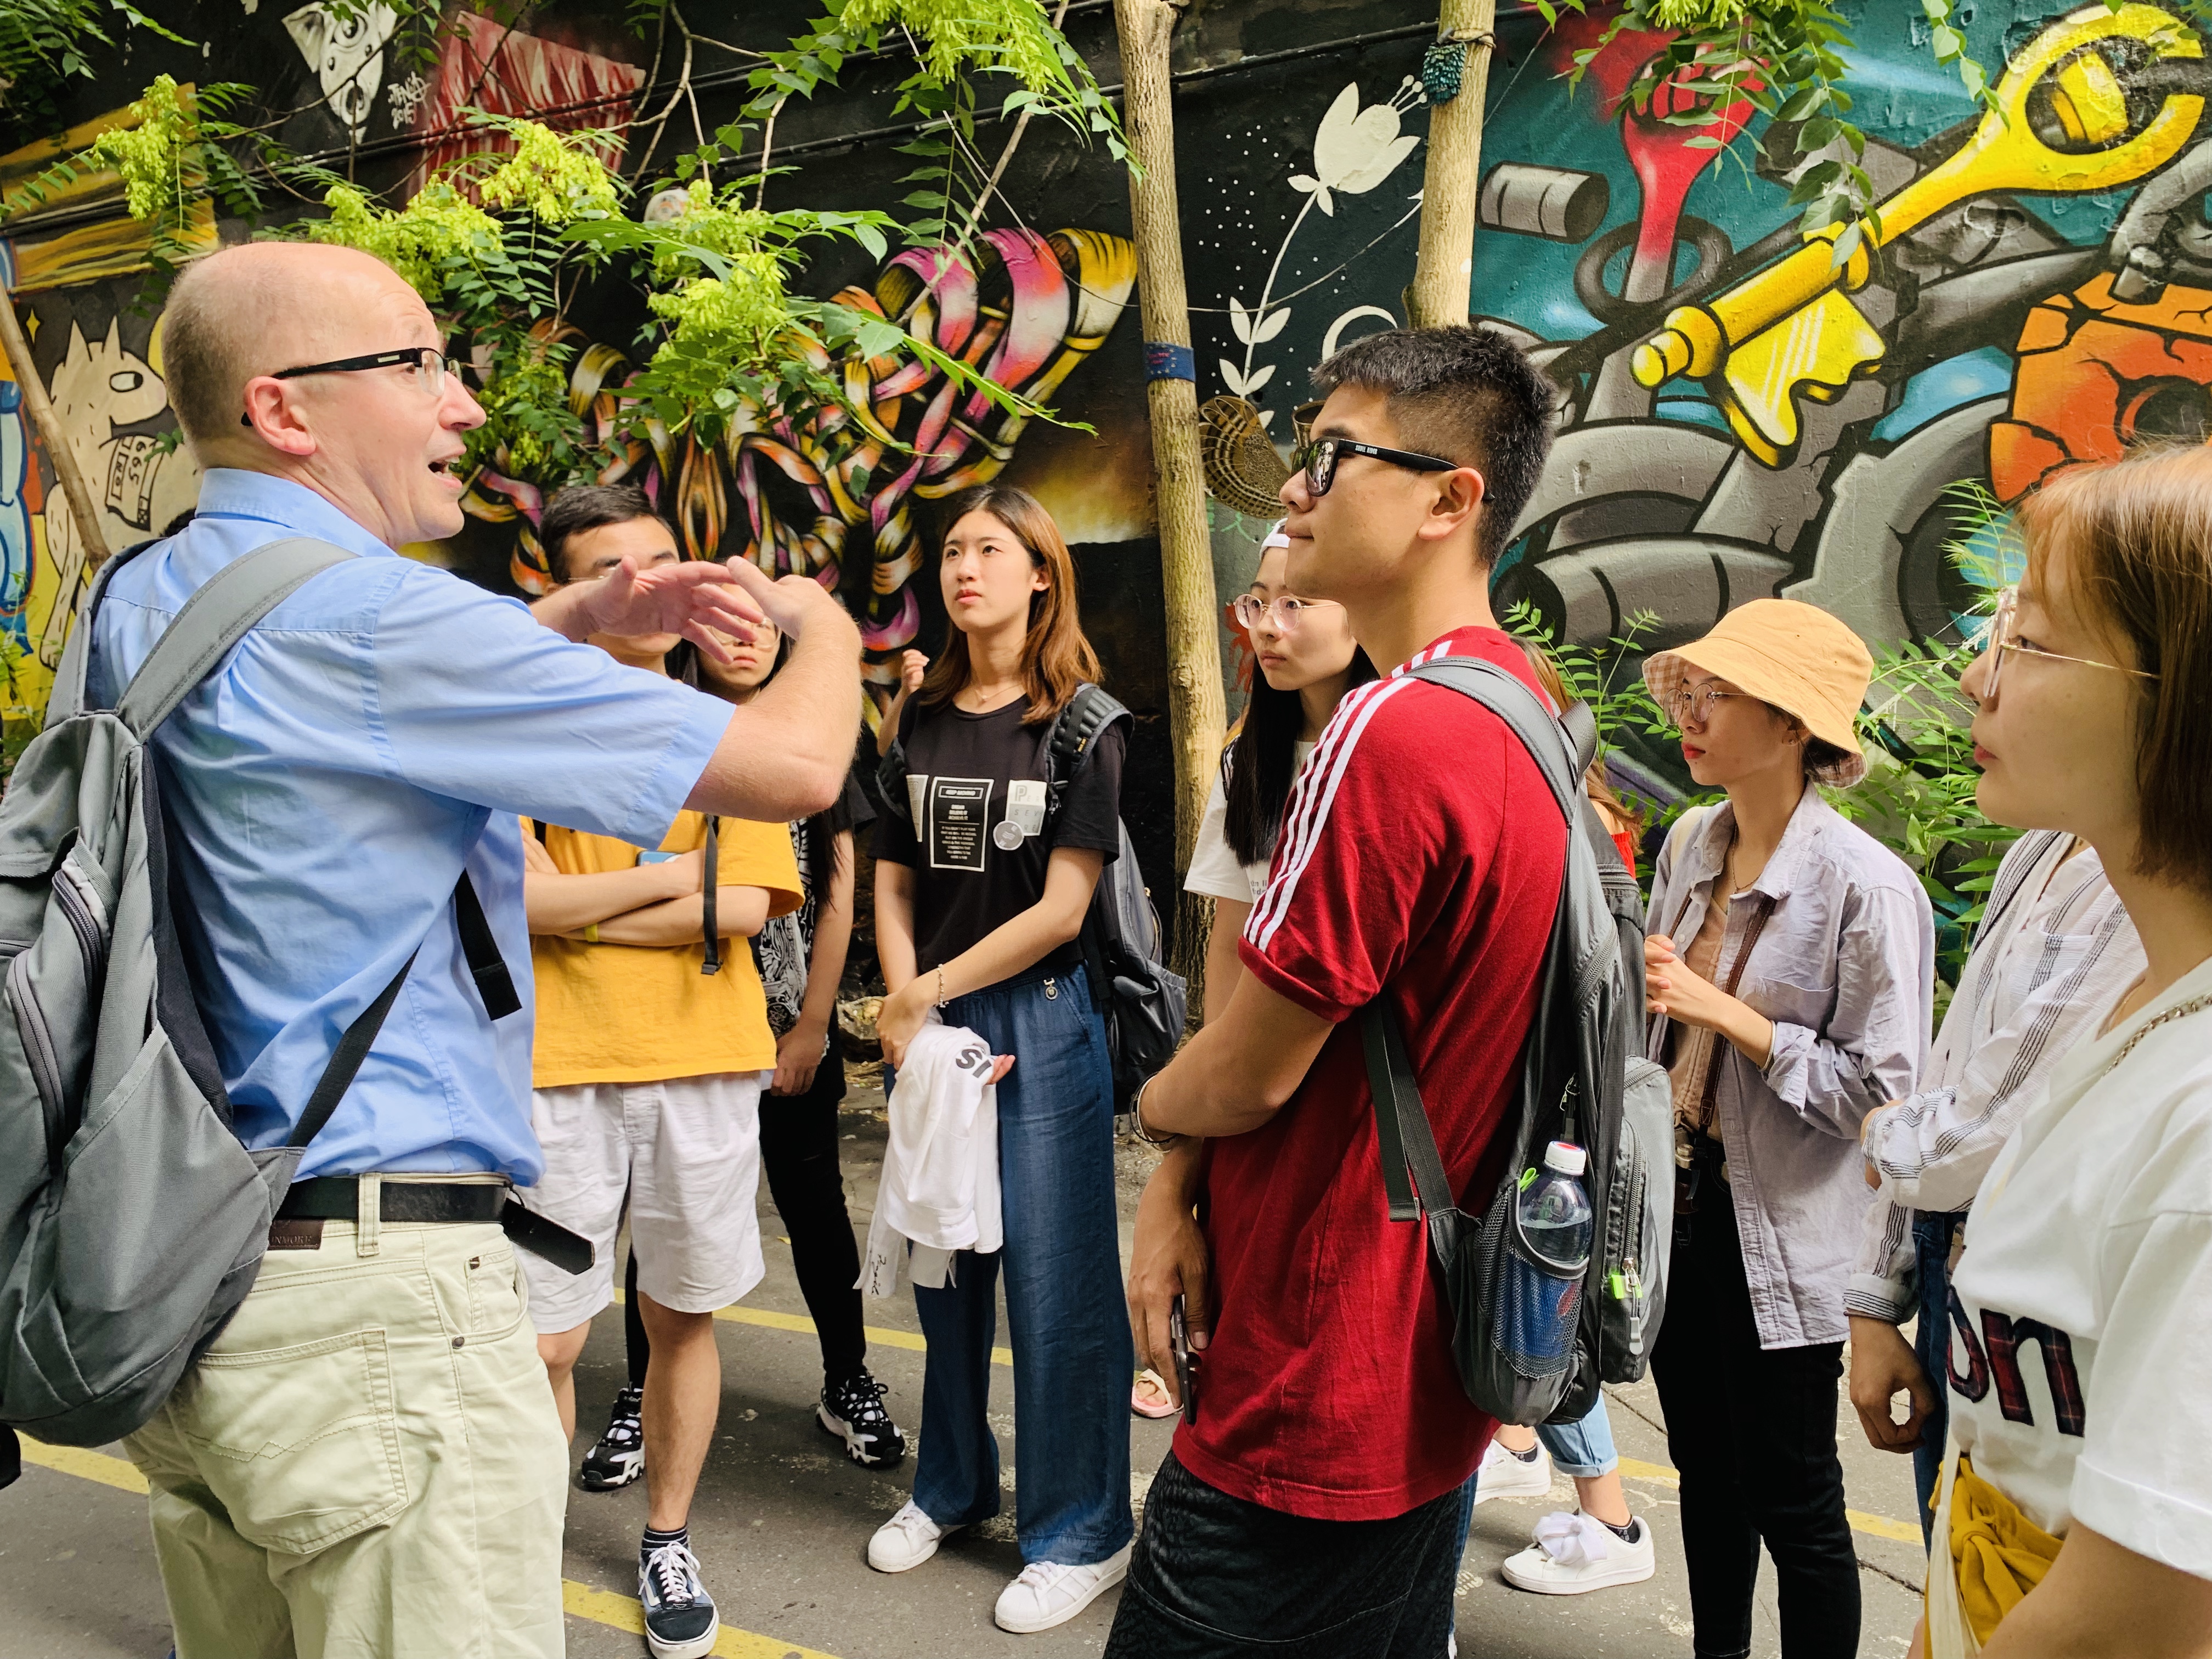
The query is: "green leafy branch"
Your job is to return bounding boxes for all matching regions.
[0,0,192,149]
[1535,0,2012,261]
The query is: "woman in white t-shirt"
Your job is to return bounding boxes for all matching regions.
[1917,445,2212,1659]
[1183,527,1376,1011]
[1127,529,1372,1418]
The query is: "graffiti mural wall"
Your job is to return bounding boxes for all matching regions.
[2,0,2209,855]
[1464,0,2212,667]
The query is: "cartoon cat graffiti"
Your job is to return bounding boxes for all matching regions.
[35,315,201,667]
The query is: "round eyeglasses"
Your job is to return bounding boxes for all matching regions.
[1665,682,1749,726]
[1231,593,1342,630]
[240,347,463,425]
[1977,587,2158,698]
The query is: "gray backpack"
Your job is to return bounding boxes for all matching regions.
[1362,656,1673,1426]
[0,537,518,1448]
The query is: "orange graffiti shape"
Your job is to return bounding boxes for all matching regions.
[1991,271,2212,500]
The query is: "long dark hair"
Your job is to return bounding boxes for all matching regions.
[917,484,1103,724]
[1224,646,1377,866]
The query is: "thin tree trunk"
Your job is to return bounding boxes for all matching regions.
[1112,0,1226,1001]
[1408,0,1499,329]
[0,290,109,574]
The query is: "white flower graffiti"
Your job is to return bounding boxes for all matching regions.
[1223,78,1426,424]
[1292,83,1423,217]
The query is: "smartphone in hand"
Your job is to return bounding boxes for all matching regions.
[1170,1293,1200,1425]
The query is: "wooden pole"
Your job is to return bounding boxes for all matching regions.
[1111,0,1227,997]
[0,290,110,572]
[1408,0,1499,329]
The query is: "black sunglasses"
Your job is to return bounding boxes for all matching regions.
[1289,435,1460,496]
[240,347,462,425]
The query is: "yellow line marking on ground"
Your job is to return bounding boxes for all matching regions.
[1617,1455,1923,1544]
[612,1287,1015,1367]
[561,1579,839,1658]
[21,1439,842,1659]
[19,1436,148,1493]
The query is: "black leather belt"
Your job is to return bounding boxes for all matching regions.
[278,1178,509,1224]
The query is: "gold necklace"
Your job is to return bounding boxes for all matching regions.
[2101,992,2212,1078]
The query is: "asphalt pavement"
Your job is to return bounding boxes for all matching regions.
[0,1081,1927,1659]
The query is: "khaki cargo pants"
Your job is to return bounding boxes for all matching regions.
[122,1215,568,1659]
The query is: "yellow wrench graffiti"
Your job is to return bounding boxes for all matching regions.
[1630,3,2204,466]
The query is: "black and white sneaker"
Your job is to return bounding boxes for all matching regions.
[578,1385,645,1492]
[819,1370,906,1468]
[639,1538,719,1659]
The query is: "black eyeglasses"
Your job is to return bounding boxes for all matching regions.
[240,347,462,425]
[1289,435,1460,496]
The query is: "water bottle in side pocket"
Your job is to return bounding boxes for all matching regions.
[1497,1141,1594,1373]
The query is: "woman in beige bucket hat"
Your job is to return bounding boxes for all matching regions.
[1638,600,1934,1659]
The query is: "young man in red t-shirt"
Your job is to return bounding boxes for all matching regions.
[1104,326,1564,1655]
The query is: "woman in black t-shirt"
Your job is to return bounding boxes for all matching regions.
[867,484,1135,1631]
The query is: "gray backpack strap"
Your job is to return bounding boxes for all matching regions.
[46,538,164,723]
[1401,656,1582,826]
[115,537,356,738]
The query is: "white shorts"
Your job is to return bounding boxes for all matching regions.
[516,1070,769,1334]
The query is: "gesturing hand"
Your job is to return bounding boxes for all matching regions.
[723,560,856,647]
[575,555,767,663]
[899,650,928,692]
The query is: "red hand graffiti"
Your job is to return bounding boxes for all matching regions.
[1621,59,1758,301]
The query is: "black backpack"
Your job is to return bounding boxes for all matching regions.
[1361,657,1672,1426]
[878,684,1187,1107]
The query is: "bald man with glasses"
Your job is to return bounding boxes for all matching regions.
[84,241,861,1659]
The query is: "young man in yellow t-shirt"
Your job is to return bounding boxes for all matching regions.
[515,485,802,1659]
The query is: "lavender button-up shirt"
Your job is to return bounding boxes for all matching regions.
[1646,786,1934,1347]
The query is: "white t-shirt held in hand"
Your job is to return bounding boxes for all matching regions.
[1945,952,2212,1577]
[859,1021,1002,1298]
[1183,741,1316,904]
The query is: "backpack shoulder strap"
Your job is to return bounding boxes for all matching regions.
[46,535,165,723]
[286,867,521,1154]
[875,693,928,825]
[1045,682,1130,819]
[115,538,357,739]
[1362,1000,1459,1222]
[1400,656,1581,827]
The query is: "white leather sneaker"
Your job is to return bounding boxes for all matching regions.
[1500,1510,1657,1594]
[991,1544,1133,1633]
[867,1500,963,1573]
[1472,1437,1554,1504]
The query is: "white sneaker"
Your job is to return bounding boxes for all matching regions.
[991,1544,1133,1633]
[1472,1437,1553,1504]
[1500,1510,1657,1594]
[868,1500,964,1573]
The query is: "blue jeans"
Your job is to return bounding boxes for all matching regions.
[908,961,1133,1566]
[1538,1393,1620,1479]
[1912,1211,1964,1548]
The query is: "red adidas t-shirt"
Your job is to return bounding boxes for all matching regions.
[1173,628,1567,1521]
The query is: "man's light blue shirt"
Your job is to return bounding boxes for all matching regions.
[85,469,733,1180]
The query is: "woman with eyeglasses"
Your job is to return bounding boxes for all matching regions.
[1911,449,2212,1659]
[1639,600,1934,1659]
[1126,527,1376,1419]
